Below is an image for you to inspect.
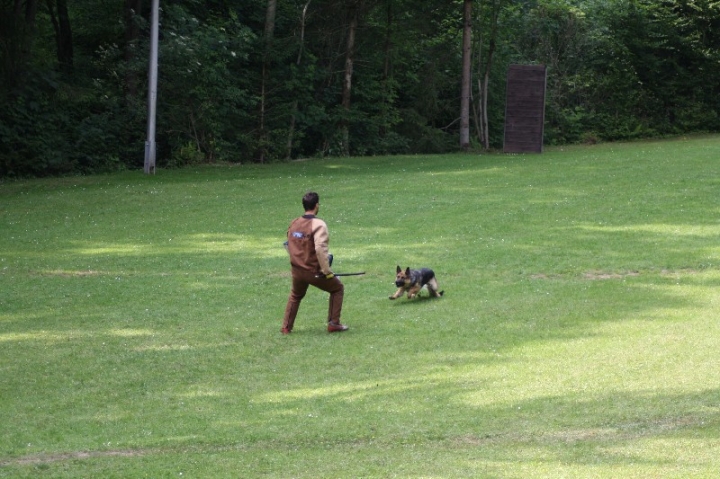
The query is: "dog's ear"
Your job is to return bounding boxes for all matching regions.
[396,265,401,273]
[405,267,411,275]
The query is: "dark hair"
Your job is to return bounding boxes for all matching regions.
[302,191,319,211]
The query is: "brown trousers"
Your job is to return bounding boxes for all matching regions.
[282,267,344,331]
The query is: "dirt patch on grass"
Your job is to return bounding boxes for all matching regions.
[531,268,712,280]
[35,269,105,278]
[530,271,641,280]
[583,270,639,280]
[530,273,552,280]
[1,443,253,467]
[453,414,706,447]
[660,268,702,276]
[0,449,148,466]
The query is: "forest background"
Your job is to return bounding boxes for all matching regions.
[1,0,719,177]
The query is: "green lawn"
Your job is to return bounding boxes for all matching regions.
[1,136,720,478]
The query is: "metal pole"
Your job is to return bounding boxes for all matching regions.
[144,0,159,174]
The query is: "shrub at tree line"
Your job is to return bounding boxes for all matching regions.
[1,0,719,177]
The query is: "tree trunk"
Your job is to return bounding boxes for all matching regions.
[340,10,358,157]
[382,1,392,84]
[475,32,484,143]
[23,0,39,44]
[123,0,142,98]
[1,0,38,86]
[56,0,72,72]
[380,0,393,138]
[482,64,491,149]
[286,0,312,160]
[259,0,277,163]
[476,0,500,150]
[46,0,73,73]
[460,0,472,150]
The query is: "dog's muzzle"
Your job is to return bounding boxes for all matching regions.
[395,280,405,287]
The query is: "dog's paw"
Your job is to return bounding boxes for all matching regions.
[389,295,396,300]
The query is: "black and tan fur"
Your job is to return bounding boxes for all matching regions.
[389,266,444,300]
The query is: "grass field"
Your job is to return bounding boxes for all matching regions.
[1,135,720,478]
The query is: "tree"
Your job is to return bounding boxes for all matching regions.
[339,4,359,156]
[1,0,39,88]
[259,0,277,163]
[513,0,594,143]
[157,4,257,163]
[474,0,507,150]
[123,0,143,98]
[615,0,720,133]
[459,0,472,150]
[46,0,73,73]
[285,0,312,159]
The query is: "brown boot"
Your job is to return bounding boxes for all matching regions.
[281,313,296,335]
[281,318,294,334]
[327,321,349,333]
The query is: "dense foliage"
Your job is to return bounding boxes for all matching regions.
[1,0,719,176]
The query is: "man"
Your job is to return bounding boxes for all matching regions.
[281,192,349,334]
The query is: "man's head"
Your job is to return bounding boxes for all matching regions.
[302,191,320,212]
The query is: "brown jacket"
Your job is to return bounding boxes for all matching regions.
[287,215,332,275]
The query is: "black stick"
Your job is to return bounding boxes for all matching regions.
[316,272,366,277]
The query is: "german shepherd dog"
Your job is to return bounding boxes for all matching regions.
[389,266,444,300]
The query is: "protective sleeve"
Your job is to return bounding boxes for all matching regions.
[313,219,332,275]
